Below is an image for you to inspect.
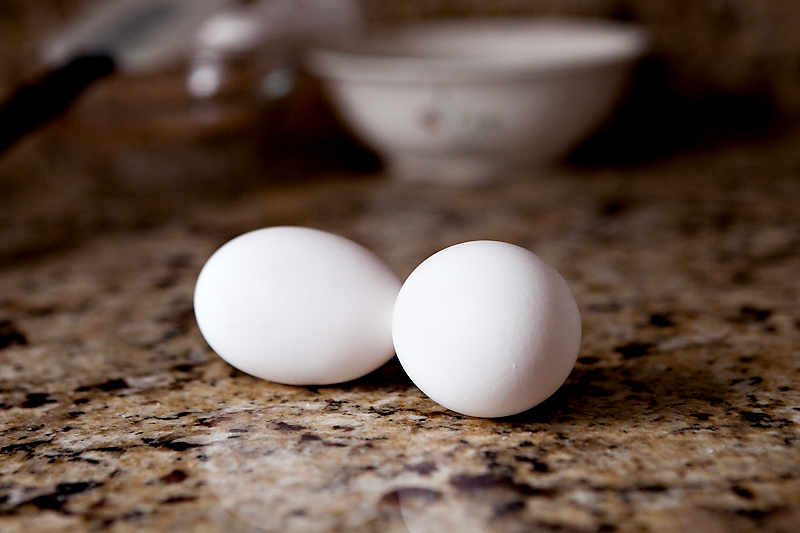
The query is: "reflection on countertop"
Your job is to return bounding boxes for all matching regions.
[2,124,800,532]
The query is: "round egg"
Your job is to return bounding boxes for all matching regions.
[392,241,581,418]
[194,226,401,385]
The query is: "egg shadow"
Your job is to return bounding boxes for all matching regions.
[302,341,746,430]
[498,351,740,427]
[307,347,745,430]
[302,355,415,395]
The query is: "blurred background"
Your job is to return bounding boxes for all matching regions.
[3,0,800,171]
[2,0,800,260]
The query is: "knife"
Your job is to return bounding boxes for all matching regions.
[0,0,231,153]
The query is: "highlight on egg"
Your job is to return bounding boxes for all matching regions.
[193,226,402,385]
[392,240,582,418]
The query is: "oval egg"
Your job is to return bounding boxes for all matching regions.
[194,226,401,385]
[392,240,581,418]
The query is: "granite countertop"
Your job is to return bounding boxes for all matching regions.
[2,127,800,532]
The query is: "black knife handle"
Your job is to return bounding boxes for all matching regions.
[0,54,115,154]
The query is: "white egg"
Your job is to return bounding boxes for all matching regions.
[392,241,581,418]
[194,226,401,385]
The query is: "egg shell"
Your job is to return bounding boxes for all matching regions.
[392,240,581,418]
[194,226,401,385]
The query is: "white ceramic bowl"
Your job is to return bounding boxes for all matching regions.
[307,18,649,183]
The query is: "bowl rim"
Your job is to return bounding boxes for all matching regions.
[306,17,651,83]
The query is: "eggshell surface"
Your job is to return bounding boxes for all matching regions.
[392,241,581,418]
[194,226,401,385]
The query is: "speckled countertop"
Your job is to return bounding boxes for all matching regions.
[2,127,800,532]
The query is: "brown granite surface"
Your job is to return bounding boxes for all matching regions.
[2,123,800,532]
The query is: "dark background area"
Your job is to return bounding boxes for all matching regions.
[2,0,800,176]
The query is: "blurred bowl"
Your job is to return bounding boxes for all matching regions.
[307,18,649,183]
[56,50,281,191]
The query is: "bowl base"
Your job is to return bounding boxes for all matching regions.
[389,153,525,185]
